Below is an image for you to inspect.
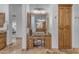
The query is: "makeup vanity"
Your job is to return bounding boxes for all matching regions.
[0,13,6,50]
[27,9,51,49]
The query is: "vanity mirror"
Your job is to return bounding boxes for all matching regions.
[35,17,46,32]
[29,12,49,36]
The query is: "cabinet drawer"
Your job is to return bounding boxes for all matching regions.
[0,40,5,44]
[0,32,6,34]
[0,36,5,38]
[0,35,5,37]
[0,34,6,37]
[0,39,5,43]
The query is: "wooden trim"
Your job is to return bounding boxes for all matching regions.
[22,49,27,51]
[16,37,22,39]
[58,4,72,7]
[27,12,31,28]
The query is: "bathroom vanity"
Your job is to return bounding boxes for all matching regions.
[0,13,6,50]
[27,34,51,49]
[27,10,51,49]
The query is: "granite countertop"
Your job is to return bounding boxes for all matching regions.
[0,22,7,32]
[0,27,7,32]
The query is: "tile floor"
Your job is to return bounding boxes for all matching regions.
[0,39,79,54]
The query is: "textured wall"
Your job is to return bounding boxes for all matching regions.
[72,5,79,48]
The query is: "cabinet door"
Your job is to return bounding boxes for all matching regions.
[0,13,5,27]
[27,38,33,49]
[0,32,6,50]
[58,5,72,49]
[45,37,51,49]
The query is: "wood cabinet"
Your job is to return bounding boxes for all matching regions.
[27,35,51,49]
[0,13,6,50]
[58,4,72,49]
[0,13,5,27]
[0,32,6,50]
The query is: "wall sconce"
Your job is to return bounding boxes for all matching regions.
[31,8,47,14]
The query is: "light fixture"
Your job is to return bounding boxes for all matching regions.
[31,8,47,14]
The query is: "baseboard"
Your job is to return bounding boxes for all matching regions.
[16,37,22,39]
[51,48,73,50]
[22,49,27,51]
[51,48,59,50]
[73,48,79,49]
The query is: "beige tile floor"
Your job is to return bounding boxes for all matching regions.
[0,39,79,54]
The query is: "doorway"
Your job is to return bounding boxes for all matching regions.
[58,4,72,49]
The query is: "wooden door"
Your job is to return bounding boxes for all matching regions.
[58,5,72,49]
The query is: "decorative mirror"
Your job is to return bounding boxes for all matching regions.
[34,15,47,32]
[27,9,49,36]
[31,13,49,35]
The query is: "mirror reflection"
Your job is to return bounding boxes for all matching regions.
[31,13,49,36]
